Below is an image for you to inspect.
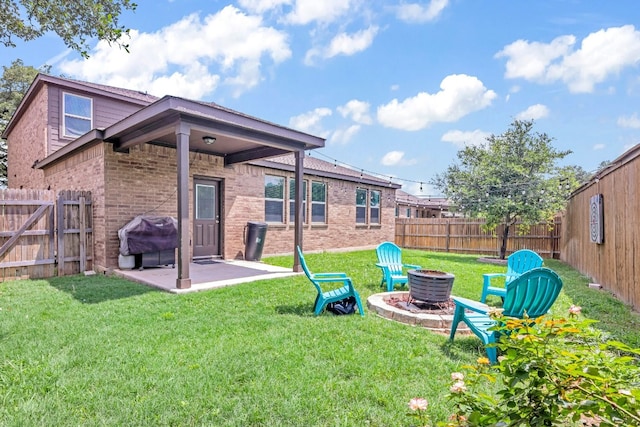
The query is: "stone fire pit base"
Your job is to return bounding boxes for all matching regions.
[367,291,470,335]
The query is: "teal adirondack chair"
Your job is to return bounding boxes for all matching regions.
[481,249,543,303]
[450,267,563,363]
[375,242,421,292]
[297,246,364,316]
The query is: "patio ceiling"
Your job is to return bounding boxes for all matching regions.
[103,96,324,165]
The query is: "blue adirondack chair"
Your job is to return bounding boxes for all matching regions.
[481,249,543,303]
[297,246,364,316]
[450,267,563,363]
[375,242,421,292]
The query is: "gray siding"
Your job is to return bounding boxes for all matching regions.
[47,85,145,154]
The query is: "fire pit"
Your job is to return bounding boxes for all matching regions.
[408,269,455,303]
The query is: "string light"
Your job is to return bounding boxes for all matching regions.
[306,150,592,200]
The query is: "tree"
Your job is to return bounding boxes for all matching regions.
[0,59,49,187]
[1,0,137,57]
[559,164,591,185]
[432,119,572,259]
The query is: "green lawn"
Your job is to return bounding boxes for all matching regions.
[1,249,638,426]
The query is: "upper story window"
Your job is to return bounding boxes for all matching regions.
[265,175,285,223]
[406,208,412,218]
[289,179,307,223]
[63,93,93,138]
[311,181,326,223]
[356,188,367,224]
[370,190,380,224]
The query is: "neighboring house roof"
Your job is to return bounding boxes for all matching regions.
[252,154,402,188]
[396,189,450,209]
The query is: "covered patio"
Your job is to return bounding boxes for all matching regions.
[101,95,324,289]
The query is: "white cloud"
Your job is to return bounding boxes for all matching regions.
[337,100,373,124]
[396,0,450,23]
[593,144,606,150]
[376,74,497,131]
[496,35,575,81]
[304,26,378,65]
[441,129,490,148]
[330,124,361,144]
[505,85,521,102]
[617,113,640,128]
[59,6,291,99]
[496,25,640,93]
[284,0,355,25]
[381,150,418,166]
[288,107,332,137]
[238,0,291,13]
[324,26,378,58]
[515,104,550,120]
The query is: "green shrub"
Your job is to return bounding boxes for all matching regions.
[409,307,640,426]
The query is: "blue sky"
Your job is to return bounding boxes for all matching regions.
[4,0,640,195]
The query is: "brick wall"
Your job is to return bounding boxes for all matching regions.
[100,145,395,267]
[41,144,106,267]
[7,86,48,189]
[29,141,395,270]
[254,170,397,255]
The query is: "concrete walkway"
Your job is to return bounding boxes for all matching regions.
[113,259,300,294]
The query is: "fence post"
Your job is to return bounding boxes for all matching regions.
[57,192,65,276]
[445,220,451,253]
[79,196,86,273]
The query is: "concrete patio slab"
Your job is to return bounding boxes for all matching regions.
[113,259,300,293]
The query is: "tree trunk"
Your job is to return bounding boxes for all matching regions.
[499,224,510,260]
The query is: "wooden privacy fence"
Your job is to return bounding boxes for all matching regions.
[396,217,562,259]
[0,189,93,281]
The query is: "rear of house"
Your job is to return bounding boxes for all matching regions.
[3,74,398,275]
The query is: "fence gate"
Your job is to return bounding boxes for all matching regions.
[0,189,93,281]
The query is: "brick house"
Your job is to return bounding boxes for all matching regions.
[3,74,399,288]
[395,190,451,218]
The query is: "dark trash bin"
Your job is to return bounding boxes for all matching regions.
[244,221,267,261]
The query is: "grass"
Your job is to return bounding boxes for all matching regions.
[0,249,638,426]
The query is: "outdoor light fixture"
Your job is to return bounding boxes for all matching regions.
[202,136,216,145]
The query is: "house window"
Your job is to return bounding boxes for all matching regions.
[370,190,380,224]
[289,179,307,223]
[356,188,367,224]
[406,208,411,218]
[265,175,285,223]
[395,206,399,217]
[63,93,92,138]
[311,181,326,223]
[195,184,215,220]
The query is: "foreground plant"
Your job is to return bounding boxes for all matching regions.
[409,307,640,426]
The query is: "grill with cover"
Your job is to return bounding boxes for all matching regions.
[118,216,178,269]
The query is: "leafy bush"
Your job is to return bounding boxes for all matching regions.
[409,307,640,426]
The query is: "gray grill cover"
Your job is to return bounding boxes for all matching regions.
[118,216,178,255]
